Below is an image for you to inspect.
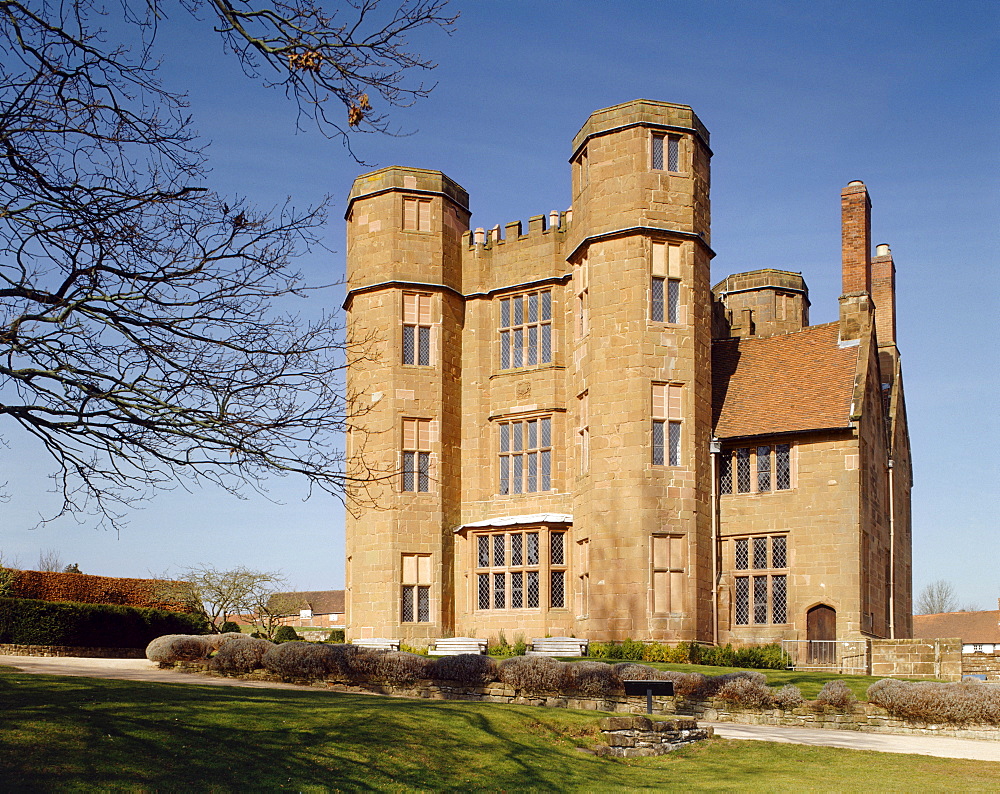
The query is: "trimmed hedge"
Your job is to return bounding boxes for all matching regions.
[589,640,790,669]
[0,596,207,648]
[4,569,190,612]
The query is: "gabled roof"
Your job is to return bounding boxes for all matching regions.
[712,322,858,439]
[912,610,1000,644]
[269,590,345,615]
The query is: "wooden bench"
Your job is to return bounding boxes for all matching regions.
[527,637,589,657]
[432,637,488,656]
[352,638,400,651]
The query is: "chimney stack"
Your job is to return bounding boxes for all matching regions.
[841,180,872,296]
[871,243,897,347]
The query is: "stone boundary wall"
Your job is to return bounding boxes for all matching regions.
[168,662,1000,741]
[963,651,1000,681]
[870,638,962,681]
[0,643,146,659]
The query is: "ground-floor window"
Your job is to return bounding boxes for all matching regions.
[732,535,788,625]
[474,527,568,611]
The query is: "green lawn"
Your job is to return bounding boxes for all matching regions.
[1,669,998,791]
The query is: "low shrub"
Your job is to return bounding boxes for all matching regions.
[498,655,568,693]
[564,661,621,696]
[773,684,805,709]
[717,675,775,708]
[399,642,429,656]
[590,640,789,668]
[373,651,431,684]
[0,596,207,648]
[429,653,497,685]
[588,638,646,661]
[640,642,690,664]
[815,679,857,711]
[272,626,300,644]
[209,636,273,673]
[487,630,516,658]
[218,621,241,635]
[145,634,213,663]
[867,679,1000,725]
[326,629,345,643]
[611,662,671,681]
[262,641,372,680]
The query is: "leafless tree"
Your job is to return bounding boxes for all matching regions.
[253,590,303,638]
[36,547,64,572]
[0,1,450,527]
[156,564,288,630]
[915,580,959,615]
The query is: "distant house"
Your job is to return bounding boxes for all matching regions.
[912,600,1000,653]
[270,590,345,628]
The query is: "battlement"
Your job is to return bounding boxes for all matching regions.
[461,210,571,249]
[346,166,469,216]
[571,99,710,158]
[713,268,808,297]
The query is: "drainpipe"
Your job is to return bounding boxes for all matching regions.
[710,438,722,646]
[888,458,895,639]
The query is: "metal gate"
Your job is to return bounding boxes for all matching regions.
[781,640,870,674]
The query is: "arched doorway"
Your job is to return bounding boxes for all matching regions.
[807,604,836,664]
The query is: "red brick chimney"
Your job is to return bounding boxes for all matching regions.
[839,181,874,342]
[871,243,896,346]
[841,180,872,295]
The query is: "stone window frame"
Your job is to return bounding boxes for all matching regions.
[497,414,553,496]
[651,382,683,467]
[733,534,789,626]
[650,534,686,615]
[650,241,684,326]
[574,255,590,340]
[401,291,434,367]
[651,132,682,173]
[498,289,554,371]
[400,417,433,493]
[577,391,589,476]
[402,195,431,232]
[473,527,569,612]
[401,553,432,623]
[719,443,795,496]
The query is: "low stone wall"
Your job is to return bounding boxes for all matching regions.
[870,638,962,681]
[167,663,1000,741]
[0,643,146,659]
[963,651,1000,681]
[597,716,712,757]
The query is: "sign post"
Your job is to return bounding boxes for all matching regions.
[622,679,675,714]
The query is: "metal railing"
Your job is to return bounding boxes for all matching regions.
[781,640,870,674]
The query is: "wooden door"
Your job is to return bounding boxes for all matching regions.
[807,605,836,664]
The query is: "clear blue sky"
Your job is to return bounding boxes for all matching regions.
[2,1,997,609]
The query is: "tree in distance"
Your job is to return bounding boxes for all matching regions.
[0,0,455,528]
[915,580,959,615]
[36,548,64,573]
[156,564,292,635]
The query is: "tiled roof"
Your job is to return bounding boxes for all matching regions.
[912,610,1000,643]
[712,322,858,439]
[270,590,345,615]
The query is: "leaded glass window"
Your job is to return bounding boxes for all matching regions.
[735,577,750,625]
[757,446,771,492]
[753,537,768,570]
[753,576,768,624]
[474,529,564,612]
[550,570,565,608]
[776,444,791,490]
[736,448,751,493]
[735,538,748,570]
[498,290,553,370]
[498,417,552,494]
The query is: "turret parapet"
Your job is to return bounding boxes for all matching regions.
[571,99,710,158]
[346,165,469,217]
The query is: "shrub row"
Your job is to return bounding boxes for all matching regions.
[867,679,1000,725]
[588,640,790,669]
[2,569,190,612]
[0,597,207,647]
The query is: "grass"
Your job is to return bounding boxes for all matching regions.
[1,669,999,791]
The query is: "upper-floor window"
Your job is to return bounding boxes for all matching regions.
[651,241,682,324]
[499,416,552,494]
[574,256,589,339]
[652,383,682,466]
[500,290,552,370]
[401,418,431,493]
[402,292,432,366]
[403,196,431,231]
[652,133,681,172]
[577,391,589,475]
[719,444,792,494]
